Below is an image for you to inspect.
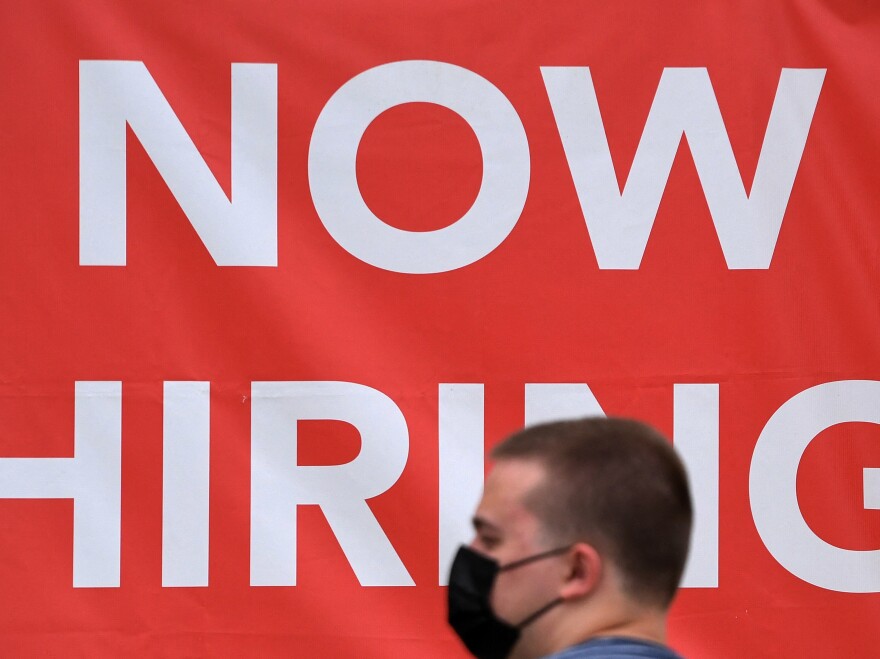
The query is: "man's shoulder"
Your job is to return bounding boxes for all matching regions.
[543,636,685,659]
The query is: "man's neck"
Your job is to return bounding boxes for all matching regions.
[576,613,668,646]
[512,597,669,659]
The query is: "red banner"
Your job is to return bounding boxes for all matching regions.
[0,1,878,656]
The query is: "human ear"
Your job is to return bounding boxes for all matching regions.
[559,542,601,600]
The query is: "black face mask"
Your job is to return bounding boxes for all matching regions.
[447,544,571,659]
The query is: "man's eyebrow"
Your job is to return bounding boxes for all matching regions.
[472,516,501,534]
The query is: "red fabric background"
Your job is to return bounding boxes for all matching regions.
[0,1,878,656]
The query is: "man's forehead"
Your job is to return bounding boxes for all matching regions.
[474,458,547,526]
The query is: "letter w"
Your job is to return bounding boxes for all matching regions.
[80,61,277,266]
[542,68,825,269]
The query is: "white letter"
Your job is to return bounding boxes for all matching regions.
[0,382,121,587]
[250,381,412,586]
[750,380,880,592]
[438,384,484,584]
[524,383,605,426]
[80,61,277,266]
[542,67,824,269]
[162,381,210,587]
[309,60,530,274]
[866,468,880,510]
[675,384,719,588]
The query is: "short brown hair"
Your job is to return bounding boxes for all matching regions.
[491,417,692,607]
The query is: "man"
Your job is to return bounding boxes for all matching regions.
[447,417,692,659]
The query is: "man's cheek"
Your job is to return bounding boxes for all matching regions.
[489,574,516,622]
[492,570,539,625]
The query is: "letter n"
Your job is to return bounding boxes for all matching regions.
[79,61,277,266]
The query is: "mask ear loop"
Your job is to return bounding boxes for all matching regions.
[514,596,565,629]
[499,545,571,572]
[497,545,574,630]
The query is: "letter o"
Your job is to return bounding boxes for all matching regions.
[308,60,530,274]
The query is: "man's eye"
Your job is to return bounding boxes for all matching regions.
[479,536,500,550]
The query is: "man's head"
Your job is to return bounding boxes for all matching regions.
[489,416,692,607]
[457,417,692,658]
